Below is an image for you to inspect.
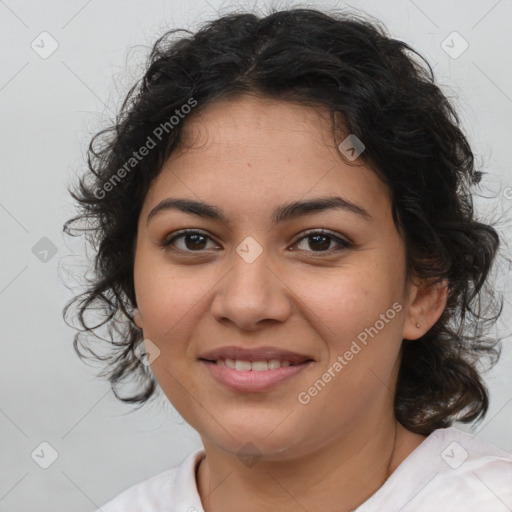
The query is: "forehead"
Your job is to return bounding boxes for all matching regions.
[142,94,392,224]
[178,94,337,151]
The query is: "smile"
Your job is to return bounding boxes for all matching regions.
[210,358,297,370]
[200,359,313,392]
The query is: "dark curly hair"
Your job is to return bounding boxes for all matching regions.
[63,6,508,436]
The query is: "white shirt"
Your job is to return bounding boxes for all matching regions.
[96,426,512,511]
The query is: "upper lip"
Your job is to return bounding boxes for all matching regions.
[199,346,314,364]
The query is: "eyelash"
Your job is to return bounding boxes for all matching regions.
[161,229,353,257]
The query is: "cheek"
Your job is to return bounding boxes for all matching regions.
[297,266,395,336]
[298,264,405,381]
[135,275,194,341]
[303,274,404,425]
[133,250,217,351]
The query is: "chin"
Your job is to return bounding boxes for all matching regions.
[200,417,311,460]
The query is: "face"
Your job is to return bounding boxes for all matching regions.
[133,94,445,460]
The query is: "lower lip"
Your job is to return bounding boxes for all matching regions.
[200,360,313,392]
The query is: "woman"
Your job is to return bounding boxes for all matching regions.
[64,7,512,512]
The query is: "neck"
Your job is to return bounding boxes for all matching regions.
[196,419,426,512]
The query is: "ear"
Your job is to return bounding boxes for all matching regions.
[402,278,449,340]
[133,307,143,329]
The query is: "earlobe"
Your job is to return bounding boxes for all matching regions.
[133,307,143,329]
[402,279,449,341]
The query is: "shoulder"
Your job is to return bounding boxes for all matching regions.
[358,426,512,512]
[404,426,512,510]
[429,426,512,489]
[95,449,205,512]
[432,425,512,473]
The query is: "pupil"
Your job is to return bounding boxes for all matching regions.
[186,234,206,250]
[310,235,330,251]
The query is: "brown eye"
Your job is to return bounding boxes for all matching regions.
[294,230,352,254]
[161,229,352,257]
[162,230,217,252]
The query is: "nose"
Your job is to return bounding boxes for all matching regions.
[210,246,292,331]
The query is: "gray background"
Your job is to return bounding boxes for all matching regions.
[1,0,511,510]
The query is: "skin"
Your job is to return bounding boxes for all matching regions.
[133,94,448,512]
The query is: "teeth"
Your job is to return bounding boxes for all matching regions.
[251,361,269,371]
[217,359,295,370]
[235,360,252,371]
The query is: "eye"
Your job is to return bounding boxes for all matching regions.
[161,230,219,252]
[161,228,352,256]
[293,229,353,255]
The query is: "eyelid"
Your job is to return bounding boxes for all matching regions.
[162,229,218,247]
[161,228,353,254]
[295,228,352,246]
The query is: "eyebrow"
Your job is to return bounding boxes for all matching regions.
[146,196,372,226]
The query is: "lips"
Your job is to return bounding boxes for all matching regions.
[198,345,314,365]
